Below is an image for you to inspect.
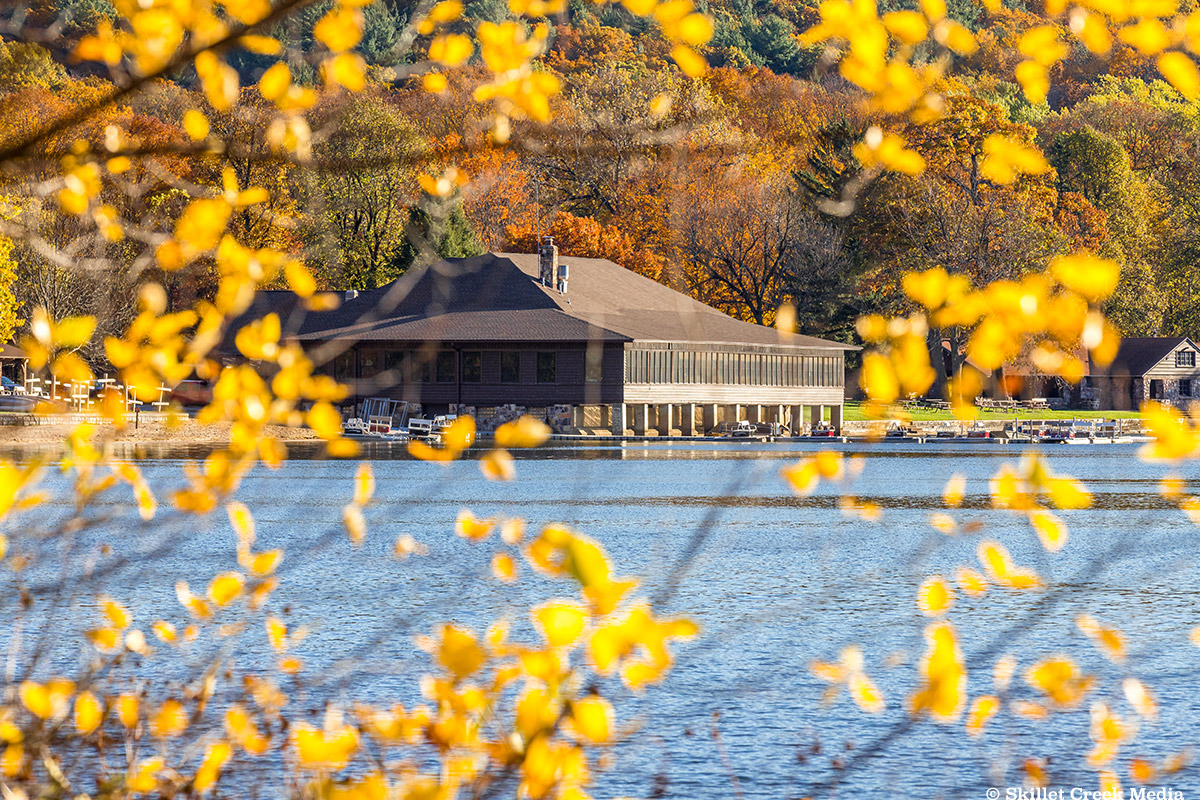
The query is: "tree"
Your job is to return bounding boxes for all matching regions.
[1048,126,1167,335]
[673,163,804,324]
[312,93,423,290]
[862,89,1063,389]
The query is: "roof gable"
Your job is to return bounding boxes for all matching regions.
[1098,336,1195,376]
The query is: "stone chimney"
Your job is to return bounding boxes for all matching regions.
[539,236,558,287]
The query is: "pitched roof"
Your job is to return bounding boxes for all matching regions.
[280,252,853,351]
[1096,336,1194,376]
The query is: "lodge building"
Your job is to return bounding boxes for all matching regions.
[253,243,854,435]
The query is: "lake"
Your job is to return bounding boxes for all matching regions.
[7,440,1200,798]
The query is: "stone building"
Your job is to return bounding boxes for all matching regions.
[1080,336,1200,411]
[250,245,855,434]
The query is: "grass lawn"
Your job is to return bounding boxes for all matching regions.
[839,402,1143,422]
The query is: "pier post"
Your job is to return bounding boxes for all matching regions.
[830,404,843,434]
[723,404,741,426]
[746,405,762,424]
[702,403,718,433]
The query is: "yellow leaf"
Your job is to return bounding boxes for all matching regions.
[481,448,515,481]
[671,44,707,77]
[353,462,375,506]
[491,552,517,582]
[293,724,359,770]
[74,691,103,734]
[194,741,232,792]
[534,601,587,647]
[239,34,281,55]
[1119,18,1170,55]
[1123,677,1158,718]
[955,566,988,596]
[423,72,448,93]
[258,61,291,101]
[314,7,364,52]
[227,501,256,546]
[1159,51,1200,98]
[909,622,965,721]
[494,415,551,448]
[266,616,287,651]
[431,624,485,678]
[101,596,131,629]
[183,109,210,141]
[1026,657,1094,707]
[1030,509,1067,552]
[456,509,494,540]
[285,261,316,298]
[207,572,245,606]
[429,33,473,67]
[569,696,612,743]
[326,53,366,91]
[677,13,714,46]
[848,671,885,713]
[917,575,954,616]
[343,502,366,545]
[965,694,999,737]
[1050,253,1121,302]
[883,10,927,44]
[150,699,188,738]
[117,694,139,728]
[934,19,976,54]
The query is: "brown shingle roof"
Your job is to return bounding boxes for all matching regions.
[1093,337,1192,376]
[290,253,854,351]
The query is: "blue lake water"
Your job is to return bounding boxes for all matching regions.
[6,440,1200,798]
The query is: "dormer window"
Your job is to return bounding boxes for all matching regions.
[1176,350,1196,368]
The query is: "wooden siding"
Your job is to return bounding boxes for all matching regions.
[1143,342,1200,379]
[336,342,625,408]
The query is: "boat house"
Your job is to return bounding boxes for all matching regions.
[248,245,855,435]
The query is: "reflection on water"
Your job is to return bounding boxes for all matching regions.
[5,442,1200,798]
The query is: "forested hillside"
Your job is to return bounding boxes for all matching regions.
[3,0,1200,359]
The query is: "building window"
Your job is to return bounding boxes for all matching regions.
[461,351,482,383]
[1151,379,1165,399]
[359,351,379,380]
[436,351,456,383]
[411,352,432,383]
[1183,379,1193,397]
[333,350,354,382]
[536,351,557,383]
[585,346,602,383]
[501,351,521,383]
[384,351,404,376]
[1177,350,1196,367]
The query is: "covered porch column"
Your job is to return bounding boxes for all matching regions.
[633,403,650,436]
[681,403,697,436]
[610,403,626,436]
[746,405,763,424]
[655,404,673,436]
[830,403,844,434]
[701,404,718,433]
